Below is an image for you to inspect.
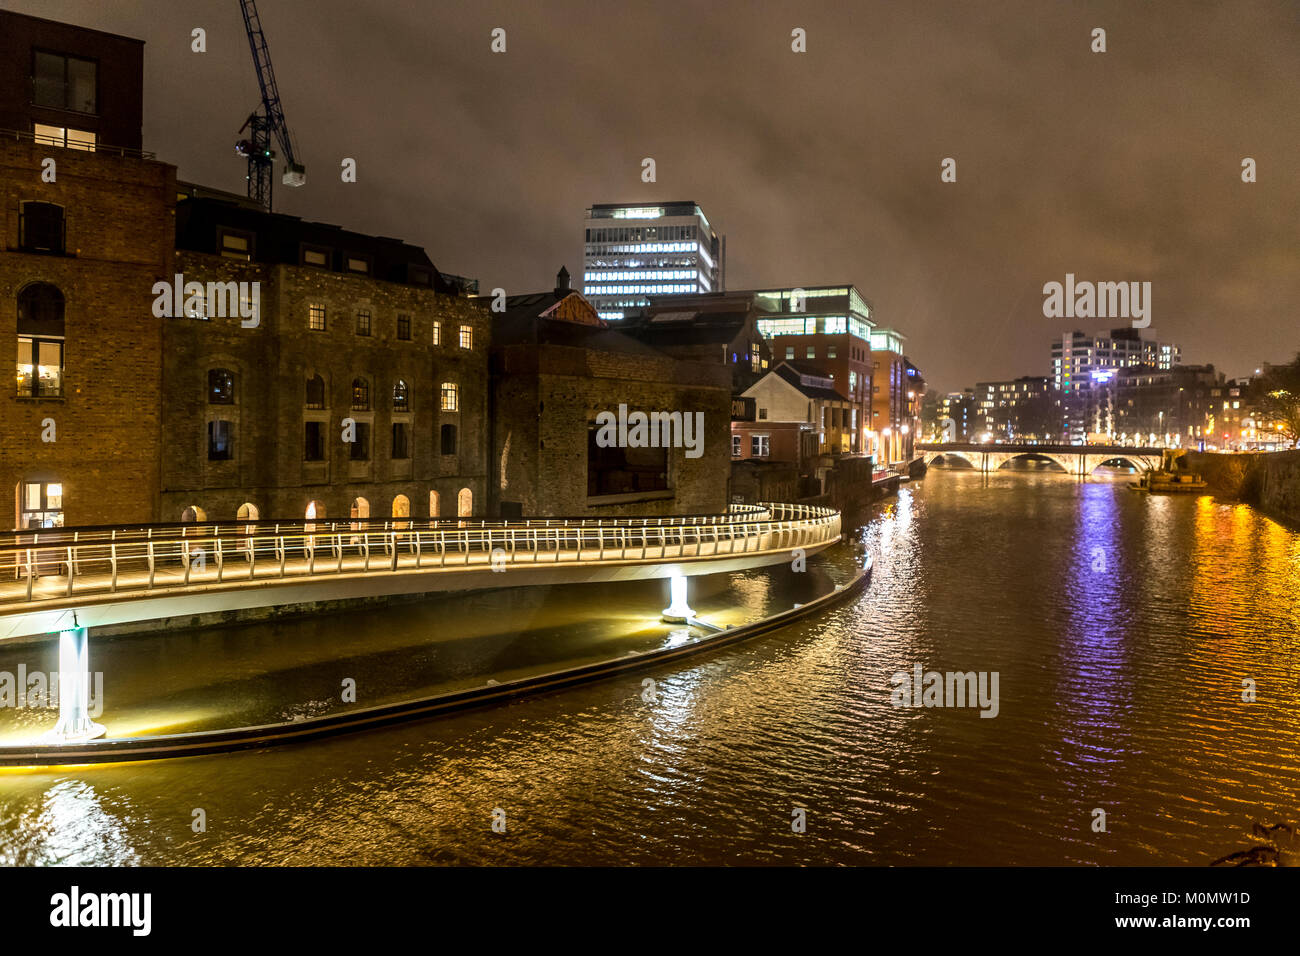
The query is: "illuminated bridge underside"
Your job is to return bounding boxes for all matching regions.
[0,504,840,641]
[919,443,1161,475]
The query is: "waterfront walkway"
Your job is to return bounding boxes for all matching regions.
[0,503,841,640]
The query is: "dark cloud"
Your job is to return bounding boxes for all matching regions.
[15,0,1299,391]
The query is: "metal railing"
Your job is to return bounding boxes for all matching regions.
[0,127,158,160]
[0,504,840,607]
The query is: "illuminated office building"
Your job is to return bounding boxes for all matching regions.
[583,202,724,320]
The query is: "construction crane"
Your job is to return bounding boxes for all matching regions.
[233,0,305,210]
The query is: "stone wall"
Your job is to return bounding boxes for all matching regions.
[161,253,491,523]
[1185,450,1300,526]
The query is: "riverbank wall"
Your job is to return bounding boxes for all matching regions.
[1186,450,1300,526]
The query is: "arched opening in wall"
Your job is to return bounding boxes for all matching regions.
[457,487,472,523]
[350,496,370,536]
[392,494,410,529]
[1091,457,1141,477]
[1000,453,1067,473]
[237,502,259,522]
[428,490,440,524]
[181,505,207,523]
[305,499,325,535]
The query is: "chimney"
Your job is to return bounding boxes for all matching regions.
[554,265,570,295]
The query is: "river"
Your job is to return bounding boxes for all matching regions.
[2,469,1299,865]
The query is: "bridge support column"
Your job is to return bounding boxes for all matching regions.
[45,626,105,743]
[662,573,694,623]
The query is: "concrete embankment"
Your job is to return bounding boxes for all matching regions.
[1186,450,1300,526]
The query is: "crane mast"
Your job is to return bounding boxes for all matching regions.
[234,0,305,210]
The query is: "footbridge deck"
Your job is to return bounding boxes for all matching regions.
[0,503,841,641]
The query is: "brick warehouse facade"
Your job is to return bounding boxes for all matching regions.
[490,271,732,518]
[0,135,176,531]
[162,198,490,523]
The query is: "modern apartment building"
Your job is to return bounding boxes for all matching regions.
[1051,328,1180,441]
[974,376,1055,442]
[583,201,724,320]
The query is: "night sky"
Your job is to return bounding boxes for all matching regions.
[11,0,1298,392]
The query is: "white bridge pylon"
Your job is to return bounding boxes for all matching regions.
[919,443,1161,476]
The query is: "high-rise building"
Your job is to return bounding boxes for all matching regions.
[1051,328,1180,441]
[583,202,724,320]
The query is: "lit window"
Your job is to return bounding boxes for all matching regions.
[16,283,64,398]
[19,480,63,529]
[33,124,96,151]
[459,325,473,350]
[432,321,442,346]
[219,230,252,261]
[347,257,369,274]
[441,382,458,411]
[393,380,409,412]
[351,378,371,410]
[309,304,326,331]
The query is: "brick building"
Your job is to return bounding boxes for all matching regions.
[162,196,489,523]
[489,269,732,517]
[621,291,772,395]
[0,12,175,533]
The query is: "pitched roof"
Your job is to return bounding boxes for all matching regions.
[753,362,846,402]
[492,291,664,356]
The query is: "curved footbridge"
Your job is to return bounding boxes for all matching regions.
[0,503,848,755]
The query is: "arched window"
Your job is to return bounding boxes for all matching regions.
[305,374,325,409]
[208,368,235,404]
[457,487,472,517]
[392,494,410,523]
[428,490,440,521]
[181,505,207,523]
[17,283,65,398]
[350,497,370,520]
[237,502,259,522]
[19,201,65,254]
[351,377,370,411]
[305,500,324,520]
[393,380,409,412]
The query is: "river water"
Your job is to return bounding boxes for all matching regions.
[2,469,1299,865]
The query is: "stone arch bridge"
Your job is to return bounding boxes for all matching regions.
[918,443,1162,476]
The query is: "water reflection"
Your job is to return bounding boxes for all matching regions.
[2,471,1299,865]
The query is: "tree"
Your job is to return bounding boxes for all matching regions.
[1255,352,1300,445]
